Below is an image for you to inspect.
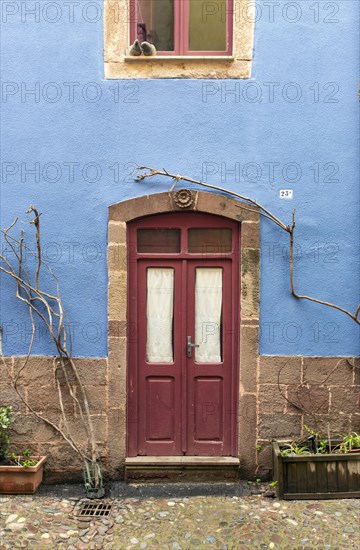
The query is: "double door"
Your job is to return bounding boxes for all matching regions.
[127,213,239,456]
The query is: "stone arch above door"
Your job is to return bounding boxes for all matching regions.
[109,190,259,224]
[107,191,260,478]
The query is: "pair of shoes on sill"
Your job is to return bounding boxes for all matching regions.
[129,40,156,57]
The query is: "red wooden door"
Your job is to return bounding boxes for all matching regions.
[127,213,240,457]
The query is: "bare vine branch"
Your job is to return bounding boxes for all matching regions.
[135,166,290,231]
[26,205,42,290]
[289,211,360,324]
[0,208,102,490]
[1,356,86,460]
[135,166,360,325]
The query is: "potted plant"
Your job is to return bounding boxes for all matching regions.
[273,429,360,500]
[0,406,47,494]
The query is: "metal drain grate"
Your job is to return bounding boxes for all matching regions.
[77,502,112,518]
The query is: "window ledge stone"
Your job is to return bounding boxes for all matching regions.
[124,55,236,62]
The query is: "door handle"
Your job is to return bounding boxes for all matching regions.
[187,336,199,358]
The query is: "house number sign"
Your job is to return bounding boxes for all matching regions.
[279,189,293,200]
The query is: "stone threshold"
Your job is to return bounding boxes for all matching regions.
[125,457,240,466]
[125,456,240,482]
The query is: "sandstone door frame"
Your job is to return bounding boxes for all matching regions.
[108,191,260,477]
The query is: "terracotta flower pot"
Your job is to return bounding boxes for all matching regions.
[0,456,47,494]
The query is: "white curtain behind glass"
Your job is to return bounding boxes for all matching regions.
[146,268,174,363]
[195,268,223,363]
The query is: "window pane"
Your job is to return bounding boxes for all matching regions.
[137,0,174,51]
[188,228,232,253]
[189,0,227,51]
[146,268,174,363]
[195,268,222,362]
[138,229,181,253]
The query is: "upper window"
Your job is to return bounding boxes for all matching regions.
[130,0,233,56]
[104,0,255,79]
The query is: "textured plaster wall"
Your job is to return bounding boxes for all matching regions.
[1,0,359,357]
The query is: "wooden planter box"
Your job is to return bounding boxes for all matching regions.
[0,456,47,494]
[273,441,360,500]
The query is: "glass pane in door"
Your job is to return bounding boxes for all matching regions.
[195,268,223,362]
[138,229,181,253]
[146,268,174,362]
[188,228,232,253]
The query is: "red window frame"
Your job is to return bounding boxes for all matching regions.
[130,0,234,57]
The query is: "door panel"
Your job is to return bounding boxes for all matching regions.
[186,260,232,455]
[137,260,183,456]
[194,377,223,441]
[127,212,240,457]
[146,377,175,441]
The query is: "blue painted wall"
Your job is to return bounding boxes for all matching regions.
[1,1,359,357]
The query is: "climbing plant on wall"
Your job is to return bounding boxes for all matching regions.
[134,166,360,325]
[0,206,104,496]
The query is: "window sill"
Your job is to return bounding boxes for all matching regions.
[124,55,235,62]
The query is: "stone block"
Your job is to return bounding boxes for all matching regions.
[109,320,120,338]
[54,360,77,386]
[352,357,360,385]
[109,194,172,223]
[108,221,126,244]
[352,414,360,431]
[259,385,286,415]
[73,358,107,386]
[303,357,355,386]
[27,383,75,418]
[66,415,108,445]
[240,325,258,393]
[195,193,259,222]
[40,443,84,470]
[238,394,257,478]
[256,441,273,480]
[108,336,127,374]
[258,413,301,439]
[239,394,257,432]
[259,356,302,385]
[108,351,127,407]
[241,221,260,249]
[241,324,259,346]
[0,357,13,382]
[330,386,359,415]
[108,244,127,272]
[11,415,59,443]
[0,386,27,413]
[287,385,329,415]
[303,413,352,437]
[83,386,107,415]
[108,409,126,472]
[241,249,260,318]
[109,319,136,341]
[14,356,54,386]
[108,272,127,321]
[108,372,123,408]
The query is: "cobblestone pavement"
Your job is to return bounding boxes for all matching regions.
[0,483,359,549]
